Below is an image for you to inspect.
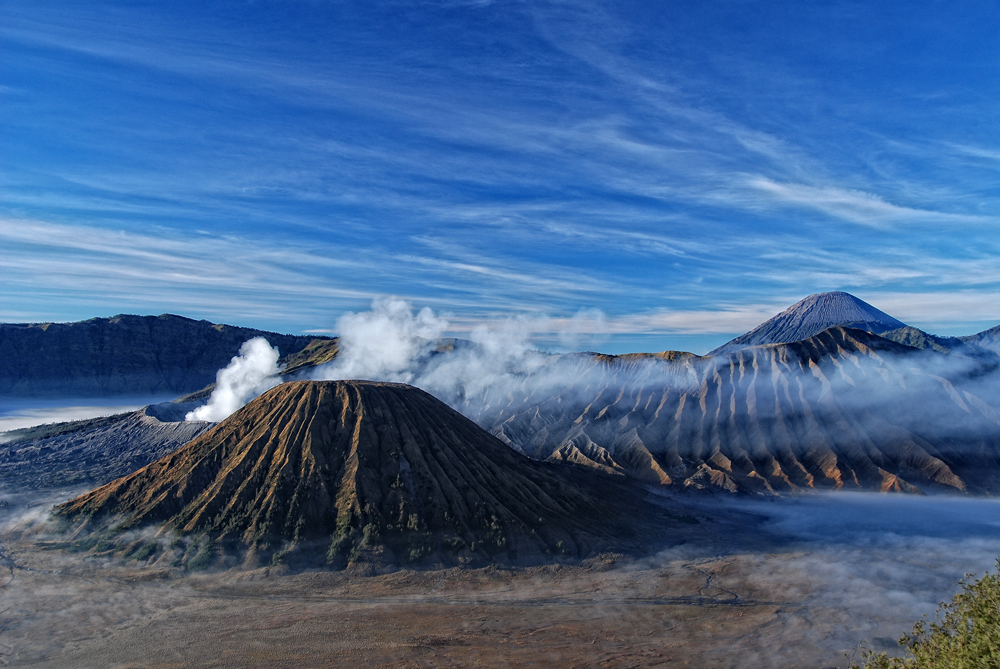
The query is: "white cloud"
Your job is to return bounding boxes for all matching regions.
[864,292,1000,331]
[749,177,986,227]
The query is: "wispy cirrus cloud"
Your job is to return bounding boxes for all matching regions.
[0,217,619,327]
[3,1,1000,353]
[748,177,987,227]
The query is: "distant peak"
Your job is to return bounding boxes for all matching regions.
[710,292,906,356]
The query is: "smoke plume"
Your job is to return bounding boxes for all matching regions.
[312,299,573,402]
[320,297,448,383]
[185,337,281,422]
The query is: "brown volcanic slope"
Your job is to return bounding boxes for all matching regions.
[460,327,1000,495]
[56,380,666,568]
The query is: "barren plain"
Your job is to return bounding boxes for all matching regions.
[3,490,998,669]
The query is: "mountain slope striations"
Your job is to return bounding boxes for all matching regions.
[56,380,660,567]
[457,328,1000,495]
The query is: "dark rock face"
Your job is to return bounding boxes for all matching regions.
[0,314,328,397]
[457,328,1000,495]
[56,381,658,567]
[710,292,906,355]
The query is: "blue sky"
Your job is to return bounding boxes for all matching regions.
[2,1,999,353]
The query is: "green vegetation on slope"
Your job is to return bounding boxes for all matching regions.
[852,560,1000,668]
[280,338,340,375]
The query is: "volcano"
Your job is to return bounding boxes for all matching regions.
[56,380,661,568]
[710,292,906,355]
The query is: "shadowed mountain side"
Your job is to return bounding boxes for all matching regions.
[457,328,1000,495]
[0,314,330,397]
[0,407,211,490]
[881,326,1000,367]
[962,324,1000,356]
[55,381,677,569]
[710,292,906,355]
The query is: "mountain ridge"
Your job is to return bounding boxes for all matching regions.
[0,314,331,397]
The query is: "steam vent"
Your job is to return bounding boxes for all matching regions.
[56,380,656,569]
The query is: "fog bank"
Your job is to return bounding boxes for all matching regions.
[0,396,174,436]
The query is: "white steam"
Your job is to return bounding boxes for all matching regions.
[313,299,563,401]
[310,299,707,417]
[321,297,448,383]
[185,337,282,422]
[309,299,1000,477]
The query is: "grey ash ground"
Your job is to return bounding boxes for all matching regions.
[3,488,999,668]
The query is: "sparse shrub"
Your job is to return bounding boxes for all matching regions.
[92,539,115,554]
[269,544,295,566]
[128,543,157,562]
[362,522,381,545]
[443,536,466,553]
[326,534,353,563]
[405,533,434,562]
[187,542,214,570]
[850,559,1000,668]
[408,545,433,562]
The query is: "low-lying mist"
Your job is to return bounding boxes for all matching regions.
[701,493,1000,653]
[4,483,997,667]
[188,299,1000,493]
[312,301,1000,482]
[0,396,176,437]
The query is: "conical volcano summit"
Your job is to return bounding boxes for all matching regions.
[710,291,906,355]
[56,380,664,568]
